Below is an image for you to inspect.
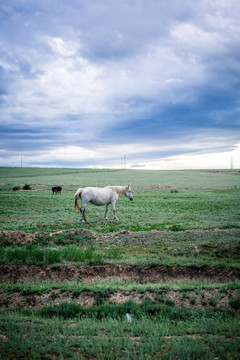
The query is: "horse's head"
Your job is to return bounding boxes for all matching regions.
[125,186,133,201]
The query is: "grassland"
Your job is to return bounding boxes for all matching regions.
[0,167,240,359]
[0,168,239,234]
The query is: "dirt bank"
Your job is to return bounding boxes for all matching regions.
[1,264,239,283]
[0,287,238,311]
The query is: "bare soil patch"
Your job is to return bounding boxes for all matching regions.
[0,229,97,245]
[0,231,36,245]
[0,264,239,283]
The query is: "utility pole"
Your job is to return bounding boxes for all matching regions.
[121,155,127,169]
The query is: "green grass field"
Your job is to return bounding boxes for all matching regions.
[0,167,240,359]
[0,168,239,234]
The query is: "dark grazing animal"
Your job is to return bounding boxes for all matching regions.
[52,186,62,194]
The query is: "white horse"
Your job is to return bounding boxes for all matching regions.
[74,185,133,222]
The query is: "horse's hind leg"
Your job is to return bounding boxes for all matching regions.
[80,204,87,222]
[104,205,109,220]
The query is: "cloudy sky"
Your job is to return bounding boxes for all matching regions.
[0,0,240,169]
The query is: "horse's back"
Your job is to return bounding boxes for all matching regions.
[81,186,115,205]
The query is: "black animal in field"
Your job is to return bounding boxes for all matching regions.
[52,186,62,194]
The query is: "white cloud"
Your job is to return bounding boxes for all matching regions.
[18,143,161,167]
[131,144,240,170]
[170,22,226,55]
[46,36,80,56]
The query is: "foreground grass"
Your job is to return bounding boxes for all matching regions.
[1,279,239,358]
[0,305,239,359]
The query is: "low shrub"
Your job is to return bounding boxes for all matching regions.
[190,297,196,305]
[170,189,179,193]
[230,296,240,310]
[22,184,31,190]
[209,298,217,307]
[169,224,185,232]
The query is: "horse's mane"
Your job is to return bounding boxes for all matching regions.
[106,185,128,195]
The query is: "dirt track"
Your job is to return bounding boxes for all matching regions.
[1,264,239,283]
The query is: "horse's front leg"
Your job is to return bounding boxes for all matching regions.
[104,204,109,220]
[112,201,119,221]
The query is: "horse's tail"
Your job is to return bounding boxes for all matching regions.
[74,188,83,210]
